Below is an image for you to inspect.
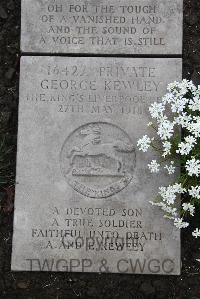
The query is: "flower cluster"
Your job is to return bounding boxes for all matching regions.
[137,80,200,238]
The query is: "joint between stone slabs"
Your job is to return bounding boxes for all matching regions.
[20,52,183,59]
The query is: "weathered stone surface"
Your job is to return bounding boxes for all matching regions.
[21,0,183,54]
[12,57,182,274]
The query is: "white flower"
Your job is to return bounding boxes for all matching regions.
[162,93,174,104]
[171,97,189,113]
[149,102,165,120]
[162,141,171,157]
[188,186,200,199]
[168,80,196,96]
[148,160,160,173]
[164,161,176,175]
[177,144,190,155]
[185,158,200,177]
[174,113,192,128]
[192,228,200,238]
[176,142,192,155]
[147,122,153,127]
[138,79,200,236]
[187,116,200,138]
[159,183,185,205]
[162,205,178,216]
[182,203,195,216]
[188,95,200,111]
[176,136,196,155]
[185,135,197,145]
[157,118,174,140]
[150,201,178,217]
[185,80,197,92]
[137,135,151,152]
[174,218,189,229]
[172,183,186,194]
[167,81,180,92]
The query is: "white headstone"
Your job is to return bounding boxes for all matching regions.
[12,56,182,274]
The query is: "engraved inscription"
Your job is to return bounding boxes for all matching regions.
[21,0,183,54]
[60,122,136,198]
[25,62,163,117]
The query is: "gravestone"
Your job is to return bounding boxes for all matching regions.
[21,0,183,54]
[11,56,182,274]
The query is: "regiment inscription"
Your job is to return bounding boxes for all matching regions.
[12,57,182,274]
[21,0,183,54]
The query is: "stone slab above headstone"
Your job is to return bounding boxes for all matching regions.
[21,0,183,55]
[12,56,182,274]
